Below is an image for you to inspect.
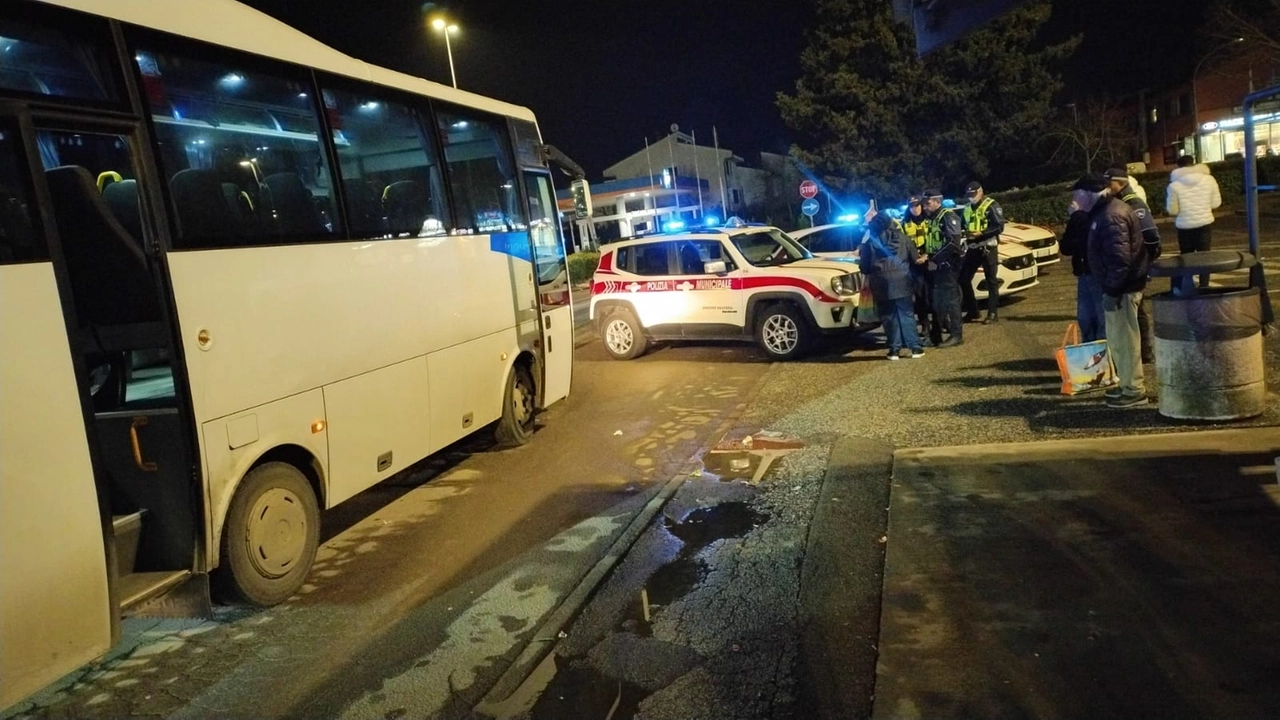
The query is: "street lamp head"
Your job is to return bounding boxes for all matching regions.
[430,17,458,33]
[431,17,445,30]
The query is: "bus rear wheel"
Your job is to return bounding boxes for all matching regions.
[495,363,536,448]
[216,462,320,607]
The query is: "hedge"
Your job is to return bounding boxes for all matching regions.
[567,251,600,285]
[993,156,1280,227]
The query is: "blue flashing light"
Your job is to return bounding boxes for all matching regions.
[664,220,686,232]
[942,199,956,208]
[836,213,860,224]
[703,215,721,227]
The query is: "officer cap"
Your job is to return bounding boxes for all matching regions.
[1102,167,1128,182]
[908,195,922,205]
[964,181,983,196]
[923,188,943,199]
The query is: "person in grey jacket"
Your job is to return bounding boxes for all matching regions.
[1086,192,1151,408]
[859,210,924,359]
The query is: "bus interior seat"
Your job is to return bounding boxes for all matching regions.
[343,179,384,235]
[0,184,37,262]
[263,172,324,237]
[102,179,145,242]
[170,168,246,247]
[383,180,431,237]
[44,166,160,331]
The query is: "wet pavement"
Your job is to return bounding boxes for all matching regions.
[877,429,1280,719]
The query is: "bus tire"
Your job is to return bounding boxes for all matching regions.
[756,303,809,361]
[495,363,536,448]
[601,308,647,360]
[216,462,320,607]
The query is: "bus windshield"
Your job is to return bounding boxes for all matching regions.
[730,229,812,267]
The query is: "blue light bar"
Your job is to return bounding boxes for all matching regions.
[665,220,686,232]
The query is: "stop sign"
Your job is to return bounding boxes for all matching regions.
[799,180,818,199]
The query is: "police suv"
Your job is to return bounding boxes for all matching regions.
[590,221,862,361]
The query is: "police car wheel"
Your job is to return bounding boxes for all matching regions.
[602,309,647,360]
[757,304,809,361]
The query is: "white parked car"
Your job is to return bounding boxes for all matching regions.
[1000,222,1059,266]
[590,223,862,361]
[789,222,1039,301]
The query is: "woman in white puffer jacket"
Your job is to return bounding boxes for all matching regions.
[1166,155,1222,287]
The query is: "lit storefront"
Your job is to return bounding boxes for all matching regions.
[1198,107,1280,162]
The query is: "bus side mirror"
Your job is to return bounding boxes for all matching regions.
[704,260,727,275]
[570,179,592,220]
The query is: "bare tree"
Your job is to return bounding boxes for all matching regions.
[1206,0,1280,63]
[1044,97,1138,175]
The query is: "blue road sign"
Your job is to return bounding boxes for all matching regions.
[801,198,820,217]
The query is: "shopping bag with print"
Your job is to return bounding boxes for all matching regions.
[856,285,878,325]
[1054,323,1118,395]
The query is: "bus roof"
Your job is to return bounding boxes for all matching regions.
[32,0,538,124]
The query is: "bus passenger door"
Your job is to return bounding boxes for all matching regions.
[523,171,572,407]
[0,112,114,709]
[29,120,201,608]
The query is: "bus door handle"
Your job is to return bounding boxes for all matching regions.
[130,416,158,472]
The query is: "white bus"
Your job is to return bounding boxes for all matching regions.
[0,0,574,707]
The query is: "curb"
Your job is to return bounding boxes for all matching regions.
[473,366,776,716]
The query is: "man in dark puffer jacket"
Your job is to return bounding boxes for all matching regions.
[1086,190,1151,408]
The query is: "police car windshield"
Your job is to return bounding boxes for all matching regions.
[731,229,811,267]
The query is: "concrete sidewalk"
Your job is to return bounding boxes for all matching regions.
[874,427,1280,719]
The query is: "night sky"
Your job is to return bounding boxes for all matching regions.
[239,0,1214,179]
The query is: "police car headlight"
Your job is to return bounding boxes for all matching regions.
[832,273,858,296]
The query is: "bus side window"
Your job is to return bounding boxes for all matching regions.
[320,84,451,239]
[131,44,341,248]
[0,125,47,264]
[434,106,525,235]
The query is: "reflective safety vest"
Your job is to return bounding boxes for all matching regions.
[902,216,929,250]
[964,197,995,235]
[925,208,957,254]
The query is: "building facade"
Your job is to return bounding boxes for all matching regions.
[1139,51,1280,169]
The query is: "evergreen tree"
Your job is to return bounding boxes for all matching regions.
[777,0,1078,199]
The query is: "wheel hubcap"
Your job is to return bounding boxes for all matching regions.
[512,373,535,428]
[605,319,634,354]
[245,488,308,578]
[763,315,799,354]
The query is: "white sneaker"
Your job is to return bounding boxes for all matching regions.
[910,349,925,359]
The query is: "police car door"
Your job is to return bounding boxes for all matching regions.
[674,238,743,336]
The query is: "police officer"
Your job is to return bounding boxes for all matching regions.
[1103,167,1159,364]
[960,180,1005,324]
[923,189,966,347]
[901,196,938,345]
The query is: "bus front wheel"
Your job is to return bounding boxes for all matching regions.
[217,462,320,607]
[495,363,536,448]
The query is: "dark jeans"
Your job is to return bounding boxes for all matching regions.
[932,264,964,340]
[1076,273,1106,343]
[879,295,922,353]
[960,244,1000,318]
[913,268,941,343]
[1177,225,1214,287]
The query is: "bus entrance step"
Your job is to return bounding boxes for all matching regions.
[111,510,146,577]
[119,569,190,611]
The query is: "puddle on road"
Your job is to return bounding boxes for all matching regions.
[617,502,769,637]
[529,503,769,719]
[699,430,804,484]
[527,654,647,720]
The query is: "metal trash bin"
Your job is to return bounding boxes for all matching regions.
[1149,250,1266,421]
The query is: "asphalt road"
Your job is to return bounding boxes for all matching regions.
[6,338,772,720]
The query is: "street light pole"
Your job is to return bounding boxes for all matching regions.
[1192,36,1244,162]
[431,17,459,89]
